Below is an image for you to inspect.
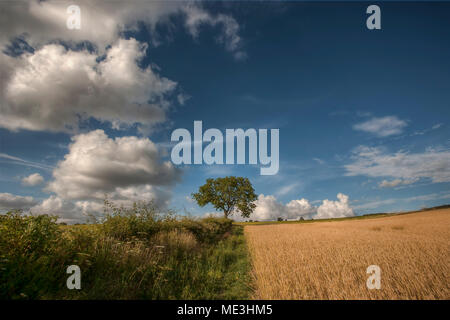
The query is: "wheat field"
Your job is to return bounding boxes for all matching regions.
[245,208,450,299]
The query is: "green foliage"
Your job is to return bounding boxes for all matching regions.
[192,176,257,218]
[0,210,65,299]
[100,199,175,240]
[180,217,233,244]
[0,202,251,300]
[0,210,61,257]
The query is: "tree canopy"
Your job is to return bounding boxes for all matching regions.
[192,176,257,219]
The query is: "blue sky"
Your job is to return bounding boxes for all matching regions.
[0,1,449,222]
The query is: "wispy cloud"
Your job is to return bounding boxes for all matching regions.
[0,153,53,171]
[379,178,418,188]
[353,191,450,211]
[411,123,443,136]
[313,157,325,165]
[345,146,450,183]
[275,183,299,197]
[353,116,407,137]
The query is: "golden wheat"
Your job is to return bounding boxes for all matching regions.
[245,208,450,300]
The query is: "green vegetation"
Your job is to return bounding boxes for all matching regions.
[0,201,252,299]
[192,176,257,218]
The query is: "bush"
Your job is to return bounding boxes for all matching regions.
[0,210,64,299]
[180,217,232,244]
[100,199,176,240]
[0,202,247,299]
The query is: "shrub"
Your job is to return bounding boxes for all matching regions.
[0,210,64,299]
[0,201,248,300]
[180,217,232,244]
[100,199,175,240]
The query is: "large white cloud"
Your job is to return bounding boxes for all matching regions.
[28,130,180,222]
[345,145,450,183]
[0,38,176,133]
[0,193,38,211]
[0,1,246,133]
[353,116,407,137]
[46,129,180,200]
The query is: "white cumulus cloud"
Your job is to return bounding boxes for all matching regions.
[233,193,354,221]
[0,1,246,134]
[315,193,354,219]
[28,130,180,222]
[0,38,176,133]
[46,129,180,200]
[245,194,316,221]
[22,173,44,186]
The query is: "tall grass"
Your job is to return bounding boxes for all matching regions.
[0,201,252,299]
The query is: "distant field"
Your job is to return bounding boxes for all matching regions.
[245,208,450,299]
[235,212,390,226]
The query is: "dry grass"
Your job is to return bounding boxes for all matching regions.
[245,208,450,300]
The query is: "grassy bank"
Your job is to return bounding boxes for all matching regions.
[0,202,252,299]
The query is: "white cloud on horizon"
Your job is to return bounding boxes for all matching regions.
[227,193,354,221]
[315,193,354,219]
[248,194,317,221]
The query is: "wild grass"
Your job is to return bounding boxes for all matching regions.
[0,201,252,300]
[245,208,450,300]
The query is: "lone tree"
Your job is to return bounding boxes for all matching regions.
[192,176,257,219]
